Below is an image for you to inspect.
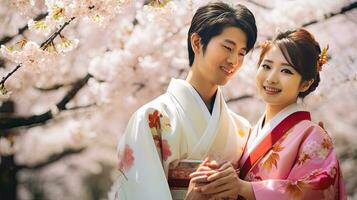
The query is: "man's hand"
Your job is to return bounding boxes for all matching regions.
[195,162,241,199]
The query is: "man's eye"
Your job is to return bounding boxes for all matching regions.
[223,46,232,51]
[261,64,270,69]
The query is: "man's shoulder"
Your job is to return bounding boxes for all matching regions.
[227,109,251,129]
[133,93,173,119]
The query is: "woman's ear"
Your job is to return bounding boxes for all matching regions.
[190,33,201,54]
[299,79,314,93]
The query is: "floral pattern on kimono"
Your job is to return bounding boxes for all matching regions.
[148,109,172,161]
[117,144,135,171]
[114,78,251,200]
[117,109,173,173]
[237,129,246,137]
[244,121,345,200]
[260,128,292,172]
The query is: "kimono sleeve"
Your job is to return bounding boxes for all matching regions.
[114,108,172,200]
[250,125,345,200]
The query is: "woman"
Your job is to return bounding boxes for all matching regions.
[187,29,346,200]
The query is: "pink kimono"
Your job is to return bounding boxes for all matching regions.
[239,104,346,200]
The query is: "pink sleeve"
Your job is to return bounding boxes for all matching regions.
[251,125,346,200]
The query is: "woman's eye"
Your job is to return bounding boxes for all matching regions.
[281,69,293,74]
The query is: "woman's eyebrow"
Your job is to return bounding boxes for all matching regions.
[281,62,292,67]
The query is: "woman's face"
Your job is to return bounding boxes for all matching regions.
[194,26,248,86]
[256,45,307,111]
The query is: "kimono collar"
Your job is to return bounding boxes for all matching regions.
[167,78,221,138]
[246,103,307,158]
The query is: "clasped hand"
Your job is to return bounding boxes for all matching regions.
[185,159,241,200]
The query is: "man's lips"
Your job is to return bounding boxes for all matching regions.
[220,66,234,75]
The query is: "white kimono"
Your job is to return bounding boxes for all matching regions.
[115,78,250,200]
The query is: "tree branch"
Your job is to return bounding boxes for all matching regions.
[66,103,96,111]
[132,82,145,94]
[250,2,356,51]
[40,17,75,49]
[35,76,105,91]
[0,17,76,87]
[226,94,254,103]
[0,59,5,68]
[0,64,21,87]
[0,74,92,132]
[0,13,48,46]
[35,83,74,91]
[16,147,86,170]
[302,2,357,27]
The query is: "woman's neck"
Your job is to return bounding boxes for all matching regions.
[264,104,285,125]
[186,70,217,112]
[264,102,297,124]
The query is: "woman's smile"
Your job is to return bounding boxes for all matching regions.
[263,85,281,95]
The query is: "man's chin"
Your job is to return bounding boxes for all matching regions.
[217,79,230,86]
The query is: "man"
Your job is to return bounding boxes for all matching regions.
[116,2,257,199]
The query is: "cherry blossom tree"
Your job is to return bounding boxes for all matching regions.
[0,0,356,199]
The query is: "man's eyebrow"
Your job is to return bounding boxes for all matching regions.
[223,39,236,45]
[263,59,273,63]
[224,39,247,52]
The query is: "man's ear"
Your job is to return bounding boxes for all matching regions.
[299,79,314,93]
[190,33,201,54]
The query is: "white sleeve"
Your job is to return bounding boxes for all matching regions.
[115,109,172,200]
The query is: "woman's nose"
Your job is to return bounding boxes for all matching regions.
[266,71,278,84]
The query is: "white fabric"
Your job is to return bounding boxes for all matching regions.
[240,103,306,166]
[115,78,250,200]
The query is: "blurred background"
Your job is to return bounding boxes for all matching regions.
[0,0,356,199]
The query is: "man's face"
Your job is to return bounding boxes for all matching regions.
[195,26,247,86]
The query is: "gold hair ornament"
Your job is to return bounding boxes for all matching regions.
[317,45,329,72]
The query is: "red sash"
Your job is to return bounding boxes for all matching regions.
[240,111,311,179]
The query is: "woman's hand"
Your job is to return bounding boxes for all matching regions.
[185,159,216,200]
[185,168,211,199]
[184,185,209,200]
[186,159,224,199]
[195,162,241,199]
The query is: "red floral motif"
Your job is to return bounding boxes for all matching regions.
[148,110,161,130]
[161,139,172,161]
[117,144,134,171]
[152,136,171,161]
[152,134,161,149]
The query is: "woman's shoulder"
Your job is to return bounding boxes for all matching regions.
[295,119,326,133]
[294,119,333,145]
